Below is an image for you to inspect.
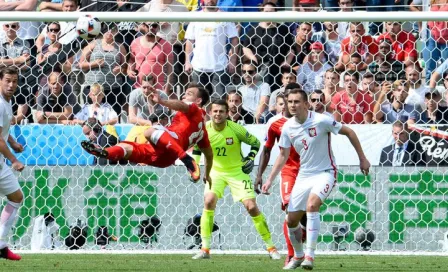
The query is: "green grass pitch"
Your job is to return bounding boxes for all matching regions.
[1,254,448,271]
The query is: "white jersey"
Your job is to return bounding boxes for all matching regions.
[279,111,342,178]
[0,95,12,161]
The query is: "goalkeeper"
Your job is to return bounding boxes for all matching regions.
[192,100,280,260]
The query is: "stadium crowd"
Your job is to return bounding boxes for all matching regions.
[0,0,447,127]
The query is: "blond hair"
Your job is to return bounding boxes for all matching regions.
[90,83,104,96]
[392,80,410,91]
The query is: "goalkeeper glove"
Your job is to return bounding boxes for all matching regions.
[242,152,256,174]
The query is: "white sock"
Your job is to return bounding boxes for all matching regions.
[305,212,320,259]
[287,225,304,258]
[0,201,21,249]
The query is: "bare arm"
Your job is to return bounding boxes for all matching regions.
[255,146,271,193]
[15,0,38,11]
[39,1,62,11]
[185,40,194,66]
[364,112,373,124]
[429,71,442,89]
[373,83,390,122]
[0,0,21,11]
[338,125,370,174]
[0,127,18,163]
[128,105,152,126]
[12,104,29,125]
[158,99,190,113]
[164,49,174,95]
[201,146,213,188]
[242,47,258,63]
[78,42,99,71]
[255,96,269,123]
[228,37,239,68]
[262,147,290,193]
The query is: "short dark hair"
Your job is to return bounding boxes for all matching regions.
[287,88,308,102]
[227,89,243,99]
[63,0,78,4]
[350,52,362,60]
[392,120,408,131]
[326,68,340,78]
[285,82,301,92]
[0,67,18,80]
[187,83,210,107]
[142,74,156,84]
[83,117,102,133]
[211,99,229,112]
[363,72,374,80]
[344,70,360,82]
[276,94,285,102]
[261,1,277,9]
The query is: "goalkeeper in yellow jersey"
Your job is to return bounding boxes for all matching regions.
[192,99,280,260]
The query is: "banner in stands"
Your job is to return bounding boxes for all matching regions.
[11,166,447,251]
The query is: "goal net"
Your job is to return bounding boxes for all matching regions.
[2,7,448,253]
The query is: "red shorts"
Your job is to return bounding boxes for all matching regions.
[280,173,297,211]
[121,141,177,168]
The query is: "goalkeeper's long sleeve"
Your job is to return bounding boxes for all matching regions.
[228,121,260,158]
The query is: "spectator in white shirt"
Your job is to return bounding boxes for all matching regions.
[405,63,428,109]
[184,0,239,98]
[72,83,118,125]
[238,61,271,124]
[297,42,332,94]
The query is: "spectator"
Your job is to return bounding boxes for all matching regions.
[373,80,423,124]
[226,89,254,124]
[36,72,77,124]
[0,22,30,72]
[82,117,120,166]
[336,22,378,72]
[269,72,297,112]
[72,83,118,125]
[80,23,127,116]
[322,68,342,104]
[337,0,356,39]
[283,22,313,71]
[423,0,448,81]
[429,58,448,92]
[361,72,380,101]
[405,64,428,109]
[293,0,321,12]
[312,22,343,65]
[366,0,403,36]
[39,0,66,11]
[331,70,374,124]
[379,121,425,166]
[198,0,243,12]
[377,22,418,66]
[297,42,332,93]
[238,61,270,123]
[138,0,189,93]
[184,0,239,98]
[128,75,169,126]
[421,90,448,124]
[242,2,293,90]
[368,38,405,84]
[129,22,172,97]
[0,0,41,64]
[273,94,286,115]
[310,89,331,114]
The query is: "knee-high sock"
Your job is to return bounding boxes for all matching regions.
[287,225,304,258]
[252,214,275,249]
[200,209,215,250]
[0,201,20,249]
[283,220,294,257]
[305,212,320,259]
[105,146,126,161]
[152,132,186,159]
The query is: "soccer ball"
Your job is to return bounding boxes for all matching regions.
[76,15,101,40]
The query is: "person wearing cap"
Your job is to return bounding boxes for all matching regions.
[421,90,448,124]
[296,42,332,94]
[128,74,170,126]
[377,22,418,67]
[367,37,405,84]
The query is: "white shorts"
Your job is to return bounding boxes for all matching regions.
[288,170,337,213]
[0,163,20,196]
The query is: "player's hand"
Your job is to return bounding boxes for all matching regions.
[185,63,193,74]
[241,152,256,174]
[204,174,212,190]
[254,176,263,194]
[11,161,25,172]
[261,179,272,195]
[11,142,24,153]
[360,157,371,176]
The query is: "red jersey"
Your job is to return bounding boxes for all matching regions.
[331,90,374,124]
[377,32,417,62]
[341,36,379,60]
[264,114,300,176]
[167,102,210,151]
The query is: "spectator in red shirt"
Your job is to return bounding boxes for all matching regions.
[377,22,418,67]
[331,70,374,124]
[336,22,378,72]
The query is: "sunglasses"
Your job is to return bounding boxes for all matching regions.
[5,24,18,29]
[49,28,60,33]
[242,70,256,75]
[310,98,323,103]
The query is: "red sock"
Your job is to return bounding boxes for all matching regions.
[105,146,125,161]
[284,220,294,257]
[155,132,186,159]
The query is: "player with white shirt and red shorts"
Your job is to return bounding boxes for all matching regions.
[255,91,305,266]
[262,89,370,270]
